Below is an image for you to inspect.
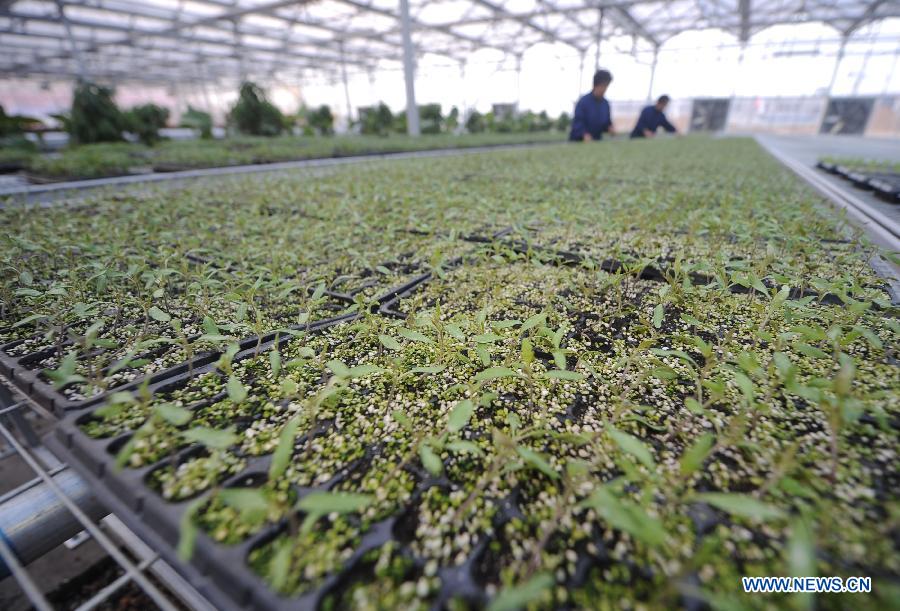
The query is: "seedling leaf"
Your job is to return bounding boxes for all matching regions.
[487,573,554,611]
[227,375,248,403]
[297,491,373,534]
[148,306,171,322]
[182,427,239,450]
[516,446,558,479]
[155,403,192,426]
[544,369,585,381]
[695,492,785,521]
[420,445,443,477]
[378,334,402,350]
[475,367,518,382]
[680,433,714,476]
[579,487,666,547]
[398,328,432,343]
[448,399,475,432]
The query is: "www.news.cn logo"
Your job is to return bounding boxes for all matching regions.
[742,576,872,593]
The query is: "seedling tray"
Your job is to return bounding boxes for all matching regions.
[45,314,359,611]
[31,228,899,611]
[495,238,873,306]
[48,275,534,611]
[0,305,349,415]
[816,161,900,204]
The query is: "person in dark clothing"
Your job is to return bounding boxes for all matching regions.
[630,95,677,139]
[569,70,614,142]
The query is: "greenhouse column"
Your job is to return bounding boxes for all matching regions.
[400,0,420,136]
[55,0,86,79]
[816,32,848,133]
[515,54,523,110]
[827,33,848,94]
[576,51,586,99]
[340,43,353,124]
[646,46,658,102]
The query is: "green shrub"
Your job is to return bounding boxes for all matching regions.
[0,105,42,138]
[68,81,126,145]
[556,112,571,132]
[419,104,443,135]
[307,105,334,136]
[393,110,407,134]
[486,111,516,133]
[465,110,485,134]
[0,145,35,169]
[180,106,213,139]
[445,106,460,132]
[0,105,38,159]
[125,104,170,145]
[228,82,284,137]
[29,142,141,178]
[359,103,394,136]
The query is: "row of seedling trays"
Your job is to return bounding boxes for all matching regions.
[816,160,900,203]
[13,228,891,611]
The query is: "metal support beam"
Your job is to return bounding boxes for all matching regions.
[594,9,604,68]
[739,0,751,43]
[827,34,849,94]
[54,0,86,79]
[0,468,106,580]
[399,0,419,136]
[611,6,659,48]
[514,53,523,110]
[1,0,898,88]
[577,50,586,99]
[340,43,353,125]
[646,45,658,102]
[722,41,746,132]
[852,37,874,95]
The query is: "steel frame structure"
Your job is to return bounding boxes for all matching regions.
[1,1,898,133]
[0,378,218,611]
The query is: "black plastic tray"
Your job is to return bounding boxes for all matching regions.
[25,228,898,611]
[815,161,900,204]
[46,313,363,611]
[495,238,868,306]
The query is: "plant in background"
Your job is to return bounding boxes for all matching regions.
[0,105,41,158]
[0,104,42,137]
[359,102,394,136]
[307,104,334,136]
[125,103,170,145]
[555,111,571,132]
[228,81,284,137]
[517,110,553,132]
[179,106,213,139]
[68,81,126,144]
[445,106,460,133]
[465,109,485,133]
[419,103,443,135]
[392,109,407,133]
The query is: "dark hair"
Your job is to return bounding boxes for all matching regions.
[593,70,612,87]
[657,95,670,104]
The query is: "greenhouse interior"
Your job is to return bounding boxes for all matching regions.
[1,0,899,610]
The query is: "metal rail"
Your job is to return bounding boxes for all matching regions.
[0,380,216,610]
[758,136,900,302]
[758,137,900,251]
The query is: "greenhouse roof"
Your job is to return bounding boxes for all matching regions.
[0,0,897,85]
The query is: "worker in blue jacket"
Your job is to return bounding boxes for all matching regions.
[569,70,614,142]
[630,95,677,138]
